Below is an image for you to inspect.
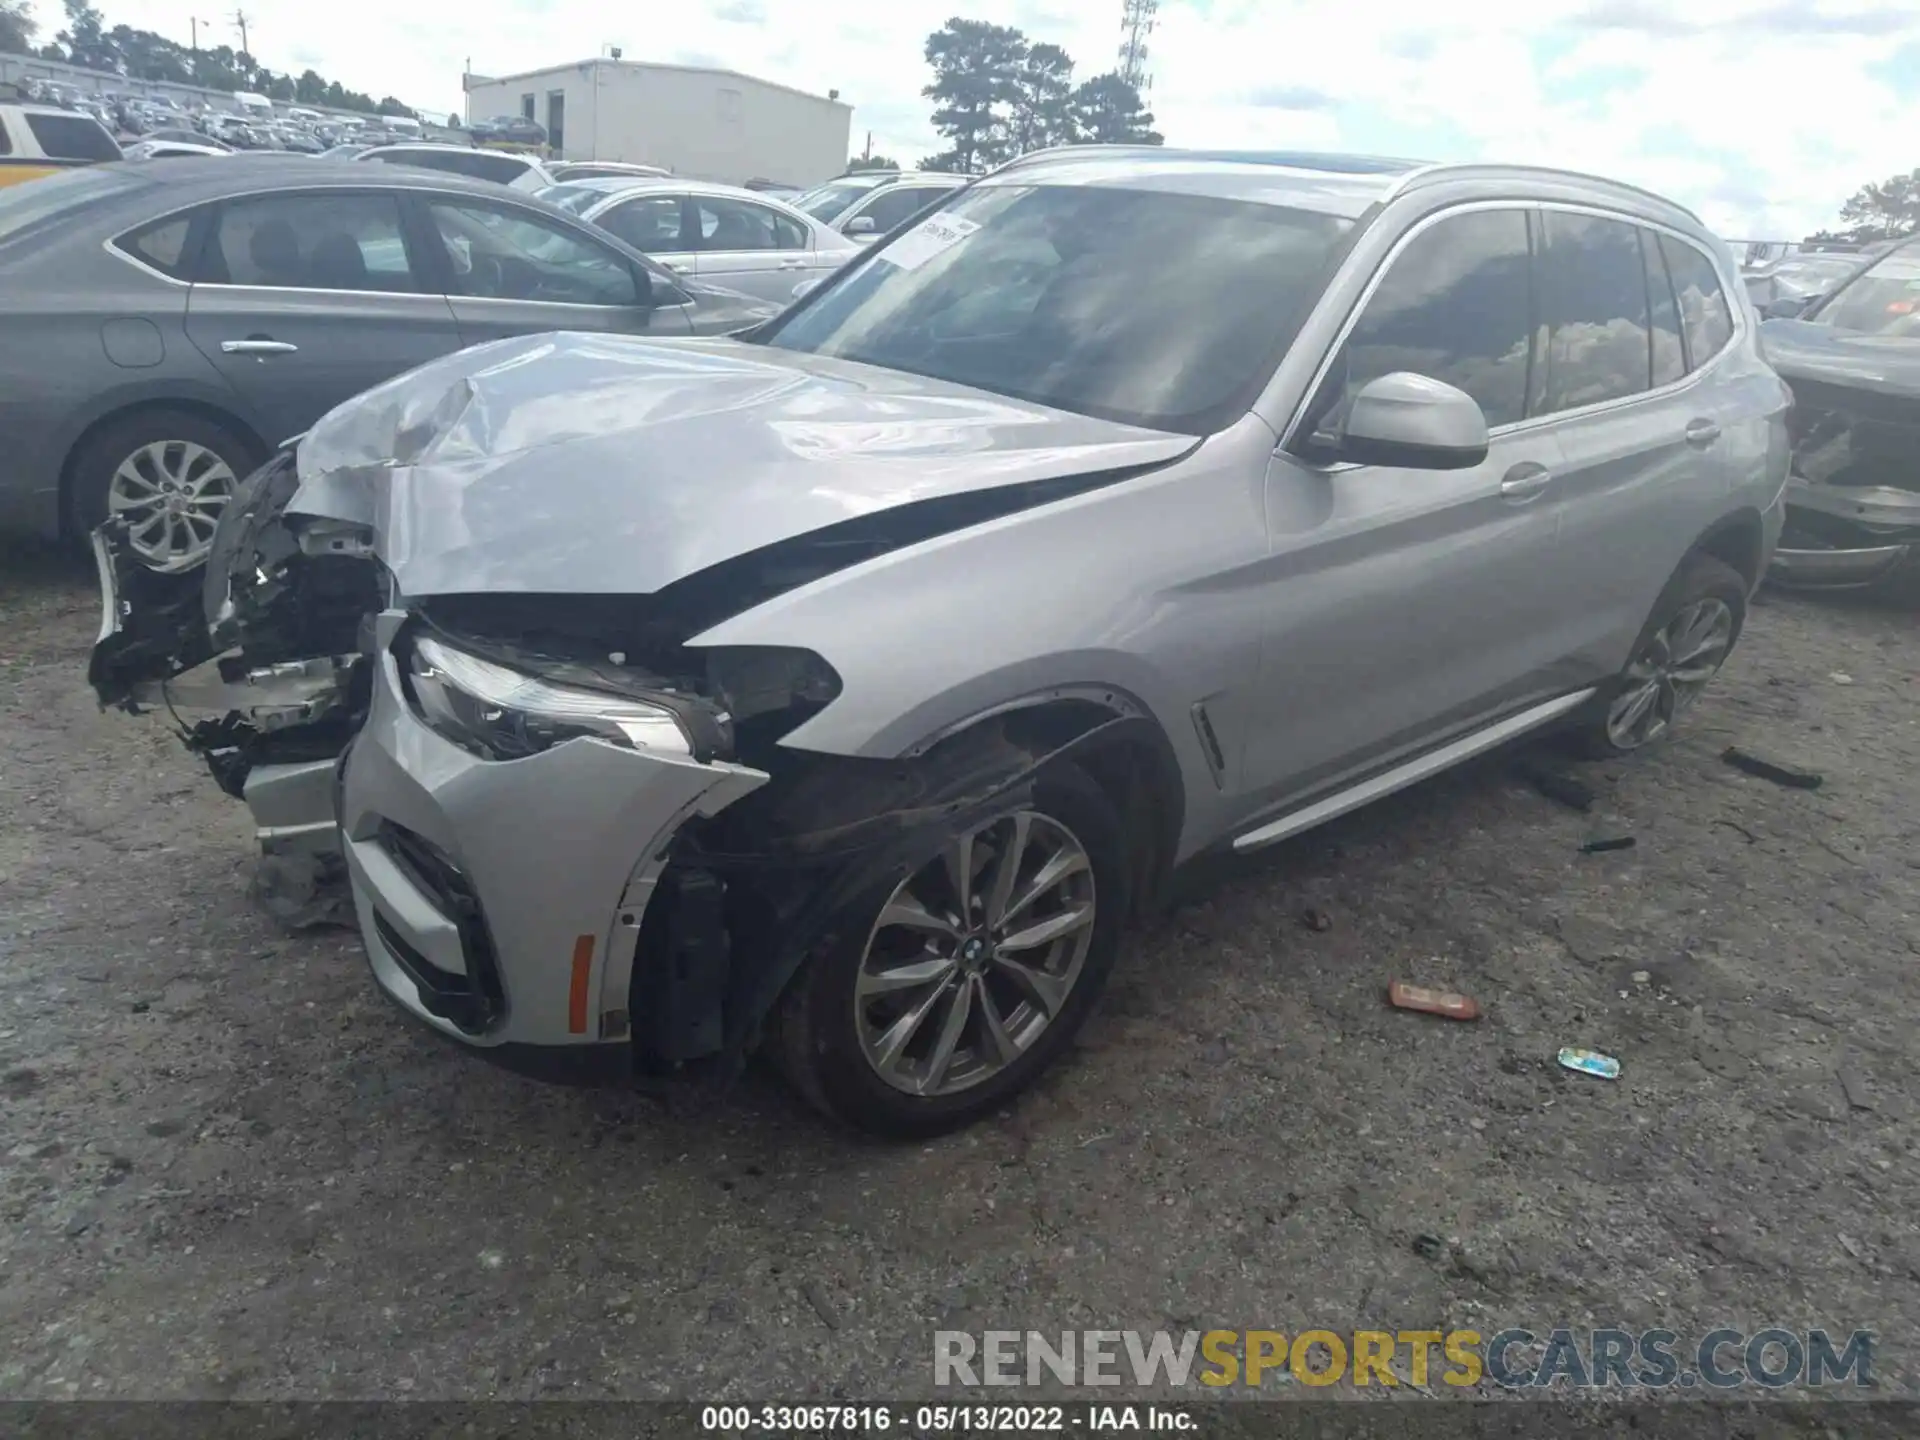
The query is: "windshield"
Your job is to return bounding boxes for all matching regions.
[792,174,891,221]
[1809,241,1920,337]
[537,184,606,217]
[763,182,1354,435]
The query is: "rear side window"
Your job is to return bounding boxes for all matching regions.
[113,214,196,279]
[24,111,120,161]
[1320,208,1533,433]
[1658,235,1736,368]
[1532,211,1652,415]
[855,185,949,234]
[205,192,421,292]
[1641,228,1686,387]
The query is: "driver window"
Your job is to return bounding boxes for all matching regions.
[1305,209,1532,447]
[426,200,639,306]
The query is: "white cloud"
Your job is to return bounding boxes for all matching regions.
[94,0,1920,236]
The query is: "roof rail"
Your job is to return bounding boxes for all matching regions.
[1391,161,1703,225]
[989,145,1427,179]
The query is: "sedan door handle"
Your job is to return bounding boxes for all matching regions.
[1685,418,1722,447]
[1499,461,1553,500]
[221,338,298,355]
[777,257,807,269]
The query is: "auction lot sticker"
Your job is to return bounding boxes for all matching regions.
[881,214,982,271]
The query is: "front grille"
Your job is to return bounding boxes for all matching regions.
[376,822,505,1033]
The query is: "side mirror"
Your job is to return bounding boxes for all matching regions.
[845,214,877,236]
[1338,372,1489,470]
[1762,294,1812,320]
[628,261,653,309]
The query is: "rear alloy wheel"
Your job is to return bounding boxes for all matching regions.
[1571,552,1747,757]
[778,763,1127,1137]
[69,409,258,574]
[107,440,237,573]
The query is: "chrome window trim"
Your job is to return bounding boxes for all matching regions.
[1279,196,1745,457]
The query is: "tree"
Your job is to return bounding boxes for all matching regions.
[1,0,35,55]
[1068,72,1161,146]
[446,111,460,128]
[921,17,1026,173]
[847,153,898,172]
[375,95,413,117]
[1833,168,1920,243]
[1008,41,1074,154]
[55,0,114,71]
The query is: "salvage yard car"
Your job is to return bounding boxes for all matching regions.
[0,157,776,570]
[0,89,123,186]
[91,147,1788,1136]
[1761,235,1920,589]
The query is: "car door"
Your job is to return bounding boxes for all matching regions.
[414,193,687,346]
[1245,205,1575,806]
[685,193,816,301]
[1530,212,1730,675]
[590,191,696,276]
[181,189,463,446]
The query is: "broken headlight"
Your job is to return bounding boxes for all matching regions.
[404,633,693,760]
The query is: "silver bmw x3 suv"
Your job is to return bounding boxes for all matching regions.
[93,147,1790,1136]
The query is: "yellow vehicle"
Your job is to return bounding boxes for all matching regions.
[0,95,123,187]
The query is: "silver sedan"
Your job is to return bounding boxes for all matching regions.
[538,176,860,304]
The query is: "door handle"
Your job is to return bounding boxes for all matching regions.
[777,258,807,269]
[1499,461,1553,500]
[221,338,298,355]
[666,261,691,274]
[1685,418,1722,447]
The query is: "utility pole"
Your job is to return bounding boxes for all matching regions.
[233,9,250,57]
[189,16,207,50]
[1118,0,1158,91]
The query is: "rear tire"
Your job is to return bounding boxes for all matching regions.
[775,762,1128,1138]
[1567,552,1747,758]
[68,408,261,574]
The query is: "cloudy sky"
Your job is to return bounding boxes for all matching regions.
[95,0,1920,238]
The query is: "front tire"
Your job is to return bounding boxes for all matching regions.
[1570,552,1747,757]
[68,409,260,574]
[775,762,1128,1138]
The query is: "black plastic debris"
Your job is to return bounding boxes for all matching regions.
[1721,746,1824,790]
[1580,831,1637,854]
[1519,762,1595,812]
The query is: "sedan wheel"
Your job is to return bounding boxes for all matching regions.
[107,439,236,574]
[854,810,1097,1098]
[1604,597,1734,750]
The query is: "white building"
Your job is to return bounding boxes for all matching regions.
[462,59,853,189]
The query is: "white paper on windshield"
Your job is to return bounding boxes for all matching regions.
[880,214,981,272]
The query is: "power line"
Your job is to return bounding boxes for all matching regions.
[1118,0,1158,91]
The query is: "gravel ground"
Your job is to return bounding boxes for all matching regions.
[1,543,1916,1403]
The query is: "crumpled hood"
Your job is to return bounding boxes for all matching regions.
[288,331,1194,598]
[1760,319,1920,400]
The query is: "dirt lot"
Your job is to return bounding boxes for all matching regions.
[1,543,1916,1403]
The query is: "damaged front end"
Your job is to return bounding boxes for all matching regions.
[1763,320,1920,590]
[89,446,380,855]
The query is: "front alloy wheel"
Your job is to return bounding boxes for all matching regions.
[854,810,1097,1098]
[776,761,1127,1137]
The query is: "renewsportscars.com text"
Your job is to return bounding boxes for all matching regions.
[934,1328,1875,1390]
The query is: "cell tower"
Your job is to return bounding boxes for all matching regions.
[1118,0,1158,91]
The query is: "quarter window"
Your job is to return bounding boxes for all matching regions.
[113,214,196,280]
[1533,211,1653,415]
[1641,228,1686,387]
[1317,208,1533,437]
[23,111,120,161]
[206,193,420,292]
[1658,235,1735,368]
[428,200,639,305]
[692,196,806,252]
